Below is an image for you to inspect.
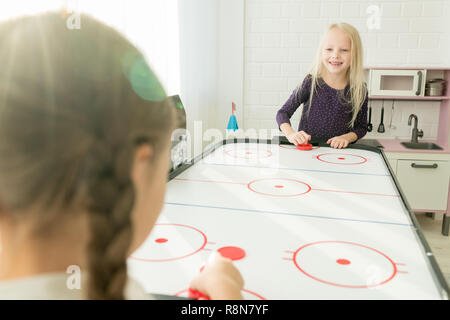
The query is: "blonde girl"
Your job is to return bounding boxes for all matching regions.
[276,22,368,149]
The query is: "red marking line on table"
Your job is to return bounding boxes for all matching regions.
[172,178,399,197]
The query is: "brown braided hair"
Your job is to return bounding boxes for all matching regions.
[0,12,175,299]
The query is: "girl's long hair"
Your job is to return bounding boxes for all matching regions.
[0,12,175,299]
[305,22,367,128]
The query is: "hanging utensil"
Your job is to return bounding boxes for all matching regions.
[389,100,395,130]
[367,102,373,132]
[378,100,385,133]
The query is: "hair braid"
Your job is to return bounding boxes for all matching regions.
[0,12,176,300]
[85,143,135,299]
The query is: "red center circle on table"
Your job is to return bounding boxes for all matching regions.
[316,153,368,165]
[224,148,273,159]
[292,241,397,289]
[248,178,312,197]
[155,238,168,244]
[274,185,284,188]
[217,246,246,261]
[129,223,207,263]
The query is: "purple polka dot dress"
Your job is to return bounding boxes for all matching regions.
[276,75,368,140]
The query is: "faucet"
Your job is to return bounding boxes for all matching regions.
[408,114,423,143]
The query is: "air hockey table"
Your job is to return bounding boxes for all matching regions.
[127,137,450,300]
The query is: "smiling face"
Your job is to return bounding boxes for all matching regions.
[321,27,352,78]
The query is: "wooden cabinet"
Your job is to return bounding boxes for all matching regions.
[385,151,450,234]
[387,153,450,209]
[395,159,449,211]
[386,152,450,236]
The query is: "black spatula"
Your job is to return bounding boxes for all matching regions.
[367,104,373,132]
[378,100,385,133]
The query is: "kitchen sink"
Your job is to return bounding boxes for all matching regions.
[400,142,443,150]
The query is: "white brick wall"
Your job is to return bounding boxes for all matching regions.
[243,0,450,141]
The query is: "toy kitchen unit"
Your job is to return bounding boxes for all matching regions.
[361,67,450,236]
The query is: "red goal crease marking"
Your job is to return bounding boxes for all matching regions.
[292,241,398,289]
[316,153,368,165]
[282,250,295,261]
[224,148,273,159]
[129,223,208,263]
[247,178,312,197]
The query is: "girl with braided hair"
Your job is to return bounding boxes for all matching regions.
[0,11,243,300]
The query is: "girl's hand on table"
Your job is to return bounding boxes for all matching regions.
[189,252,244,300]
[327,135,351,149]
[287,131,311,146]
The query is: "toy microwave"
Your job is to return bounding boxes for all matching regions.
[369,69,426,97]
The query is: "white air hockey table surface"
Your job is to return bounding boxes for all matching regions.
[128,139,449,300]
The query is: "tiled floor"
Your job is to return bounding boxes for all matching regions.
[415,213,450,288]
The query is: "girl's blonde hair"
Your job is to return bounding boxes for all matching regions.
[0,12,175,299]
[306,22,366,128]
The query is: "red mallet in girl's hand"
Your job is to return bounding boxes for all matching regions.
[188,288,211,300]
[297,143,312,151]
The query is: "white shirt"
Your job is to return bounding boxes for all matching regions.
[0,273,152,300]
